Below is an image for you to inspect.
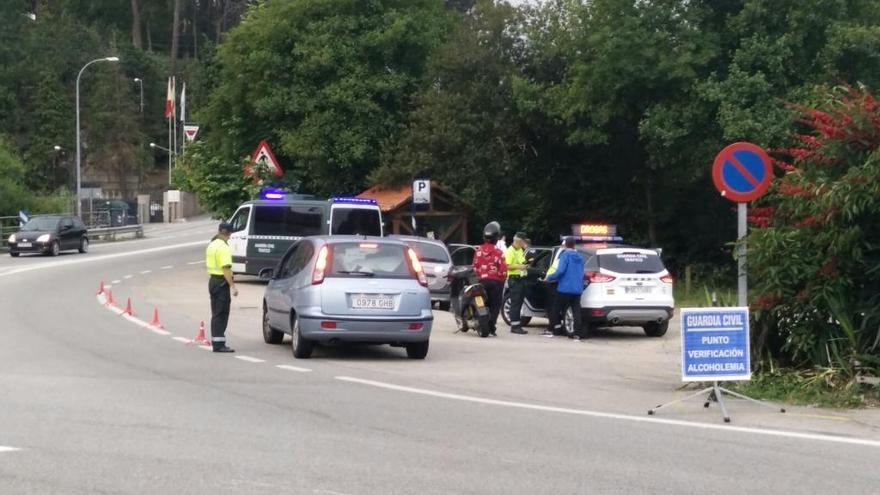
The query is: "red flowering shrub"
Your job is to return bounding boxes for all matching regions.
[750,86,880,373]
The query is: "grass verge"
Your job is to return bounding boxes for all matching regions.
[728,368,880,409]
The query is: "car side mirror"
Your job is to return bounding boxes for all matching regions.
[259,268,275,281]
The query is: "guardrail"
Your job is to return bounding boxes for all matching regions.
[0,216,20,250]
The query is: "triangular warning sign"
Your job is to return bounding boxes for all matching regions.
[245,140,284,178]
[183,124,199,142]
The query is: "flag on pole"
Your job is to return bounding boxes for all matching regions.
[164,76,176,118]
[179,82,186,123]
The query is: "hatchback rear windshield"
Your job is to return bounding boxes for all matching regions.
[331,207,382,236]
[329,243,411,279]
[253,205,324,237]
[404,241,449,263]
[598,252,665,274]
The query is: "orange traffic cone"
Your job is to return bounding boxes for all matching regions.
[190,321,211,345]
[149,307,164,329]
[122,297,134,316]
[96,280,105,295]
[105,289,116,306]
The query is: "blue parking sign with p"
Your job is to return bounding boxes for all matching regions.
[681,307,751,382]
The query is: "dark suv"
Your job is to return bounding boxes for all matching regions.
[8,215,89,257]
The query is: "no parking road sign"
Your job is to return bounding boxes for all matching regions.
[712,142,772,203]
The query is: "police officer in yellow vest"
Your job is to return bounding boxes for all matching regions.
[206,222,238,353]
[505,231,530,335]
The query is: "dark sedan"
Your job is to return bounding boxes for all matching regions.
[7,215,89,257]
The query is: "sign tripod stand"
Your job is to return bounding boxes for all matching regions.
[648,381,785,423]
[648,142,787,423]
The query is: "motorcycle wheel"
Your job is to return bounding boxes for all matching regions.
[477,314,491,338]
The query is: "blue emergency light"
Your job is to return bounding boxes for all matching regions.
[262,188,286,200]
[331,196,377,205]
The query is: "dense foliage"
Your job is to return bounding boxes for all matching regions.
[751,86,880,374]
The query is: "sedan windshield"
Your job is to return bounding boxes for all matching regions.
[21,217,60,231]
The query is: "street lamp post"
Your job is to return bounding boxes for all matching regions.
[133,78,143,114]
[76,56,119,218]
[149,142,175,185]
[52,145,63,191]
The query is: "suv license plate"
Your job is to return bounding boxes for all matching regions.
[625,286,652,294]
[351,295,395,310]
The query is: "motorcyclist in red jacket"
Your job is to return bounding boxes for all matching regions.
[472,222,507,336]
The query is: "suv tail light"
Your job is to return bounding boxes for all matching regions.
[585,271,616,283]
[660,274,674,284]
[312,245,330,285]
[406,247,428,287]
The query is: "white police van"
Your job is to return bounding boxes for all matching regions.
[226,192,384,277]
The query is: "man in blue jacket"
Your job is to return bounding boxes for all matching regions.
[546,237,586,339]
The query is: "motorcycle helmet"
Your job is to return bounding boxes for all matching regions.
[483,221,501,243]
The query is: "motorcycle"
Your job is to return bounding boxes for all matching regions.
[448,265,492,338]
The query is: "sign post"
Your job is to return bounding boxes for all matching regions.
[411,179,430,233]
[647,142,784,423]
[711,141,772,306]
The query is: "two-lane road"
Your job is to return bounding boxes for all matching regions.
[1,221,878,494]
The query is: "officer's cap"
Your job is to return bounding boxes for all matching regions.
[218,222,234,233]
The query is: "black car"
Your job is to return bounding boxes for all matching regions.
[8,215,89,257]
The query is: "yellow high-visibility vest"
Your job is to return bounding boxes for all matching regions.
[206,237,232,276]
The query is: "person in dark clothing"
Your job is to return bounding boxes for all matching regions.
[546,237,586,340]
[472,222,507,336]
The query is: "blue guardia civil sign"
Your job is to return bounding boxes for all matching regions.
[681,307,751,382]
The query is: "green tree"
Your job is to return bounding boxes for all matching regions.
[198,0,453,202]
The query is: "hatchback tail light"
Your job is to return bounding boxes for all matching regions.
[320,321,337,329]
[585,271,616,283]
[312,245,330,285]
[408,323,424,330]
[406,247,428,287]
[660,275,674,284]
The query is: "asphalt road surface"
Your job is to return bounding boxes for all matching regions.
[1,220,879,494]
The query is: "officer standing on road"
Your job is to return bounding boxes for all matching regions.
[206,222,238,353]
[546,236,586,340]
[505,232,530,335]
[473,221,507,336]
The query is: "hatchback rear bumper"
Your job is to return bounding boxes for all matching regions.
[8,242,52,254]
[584,306,674,325]
[298,313,433,344]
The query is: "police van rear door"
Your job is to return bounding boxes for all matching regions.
[249,203,326,273]
[329,200,383,236]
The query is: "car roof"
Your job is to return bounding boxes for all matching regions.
[240,199,328,208]
[389,235,446,246]
[306,235,404,245]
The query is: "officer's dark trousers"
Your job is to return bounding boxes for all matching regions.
[481,279,504,332]
[555,293,583,337]
[209,276,231,350]
[507,276,527,329]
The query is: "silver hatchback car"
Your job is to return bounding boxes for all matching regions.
[262,236,433,359]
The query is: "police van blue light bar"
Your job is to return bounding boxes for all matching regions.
[261,188,287,200]
[332,196,377,205]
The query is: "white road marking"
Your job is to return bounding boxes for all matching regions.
[161,265,173,270]
[111,279,121,284]
[187,261,202,266]
[198,345,213,351]
[103,285,112,290]
[277,365,313,373]
[0,446,20,453]
[139,270,151,275]
[172,337,191,343]
[0,240,206,278]
[334,376,880,449]
[235,356,265,363]
[123,275,133,279]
